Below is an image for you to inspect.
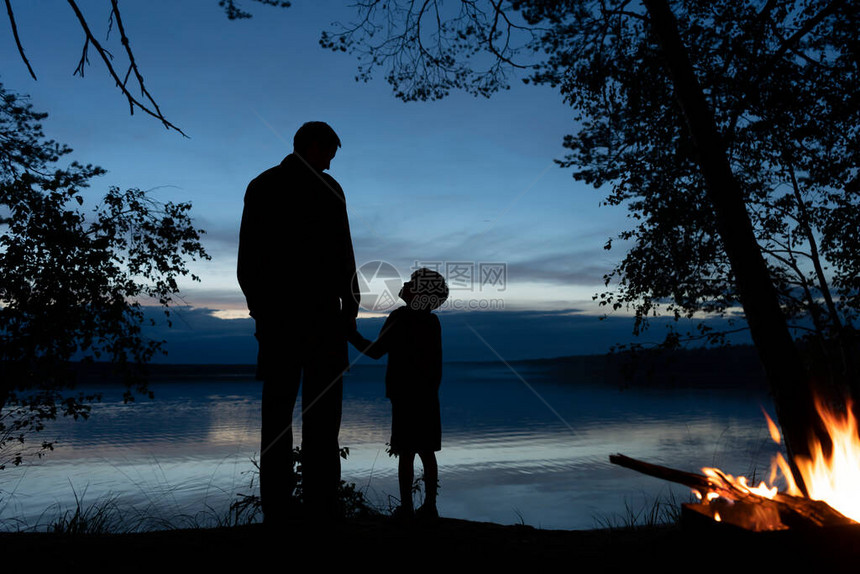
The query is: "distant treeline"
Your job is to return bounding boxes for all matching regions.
[66,361,259,384]
[61,345,769,390]
[511,345,768,390]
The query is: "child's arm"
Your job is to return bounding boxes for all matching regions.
[348,329,389,360]
[348,312,397,360]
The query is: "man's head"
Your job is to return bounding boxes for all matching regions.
[293,121,341,171]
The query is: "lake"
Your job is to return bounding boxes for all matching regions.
[0,360,784,531]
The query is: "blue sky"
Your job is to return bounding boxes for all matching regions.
[2,1,731,362]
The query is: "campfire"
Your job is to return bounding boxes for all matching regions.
[611,398,860,532]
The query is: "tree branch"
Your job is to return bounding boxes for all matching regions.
[724,0,847,140]
[4,0,37,80]
[66,0,187,136]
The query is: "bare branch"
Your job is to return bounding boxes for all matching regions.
[65,0,187,136]
[4,0,36,80]
[321,0,542,101]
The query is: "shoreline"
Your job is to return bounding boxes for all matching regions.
[4,515,858,569]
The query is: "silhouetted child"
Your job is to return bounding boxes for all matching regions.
[349,268,449,520]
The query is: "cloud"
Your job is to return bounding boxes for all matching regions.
[507,255,610,287]
[142,306,256,365]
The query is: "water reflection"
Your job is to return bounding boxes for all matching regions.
[0,363,780,531]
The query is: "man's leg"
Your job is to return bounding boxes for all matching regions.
[257,321,302,524]
[300,338,345,518]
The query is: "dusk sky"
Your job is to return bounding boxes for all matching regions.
[1,1,742,362]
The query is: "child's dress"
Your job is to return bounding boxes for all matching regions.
[351,306,442,454]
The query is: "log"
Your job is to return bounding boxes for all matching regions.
[609,454,713,496]
[609,454,853,528]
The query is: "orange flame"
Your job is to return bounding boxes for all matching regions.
[697,399,860,524]
[785,399,860,522]
[763,407,782,443]
[700,467,779,499]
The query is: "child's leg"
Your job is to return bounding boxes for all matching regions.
[417,450,438,507]
[398,451,416,512]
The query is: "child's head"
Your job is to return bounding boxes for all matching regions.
[400,268,449,311]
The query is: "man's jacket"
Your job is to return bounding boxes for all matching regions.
[237,154,360,323]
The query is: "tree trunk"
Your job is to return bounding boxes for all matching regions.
[642,0,828,496]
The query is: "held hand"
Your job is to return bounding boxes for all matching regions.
[341,313,357,335]
[347,328,364,346]
[347,329,375,355]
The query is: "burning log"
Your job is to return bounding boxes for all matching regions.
[609,454,854,531]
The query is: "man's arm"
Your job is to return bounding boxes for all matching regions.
[237,181,263,317]
[341,222,360,325]
[327,173,360,321]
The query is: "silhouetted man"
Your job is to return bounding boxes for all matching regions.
[237,121,359,522]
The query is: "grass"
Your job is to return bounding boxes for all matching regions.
[0,453,262,534]
[34,484,246,534]
[48,488,125,535]
[0,449,380,535]
[592,489,687,531]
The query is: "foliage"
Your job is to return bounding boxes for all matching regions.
[0,83,209,467]
[294,446,378,519]
[230,448,379,521]
[523,1,858,342]
[219,0,292,20]
[323,1,860,355]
